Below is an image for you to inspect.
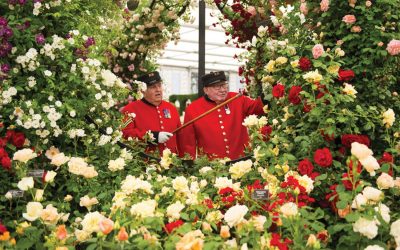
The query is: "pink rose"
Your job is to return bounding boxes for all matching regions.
[351,26,362,33]
[365,1,372,7]
[386,40,400,56]
[312,44,325,59]
[342,15,356,24]
[337,40,344,46]
[300,2,308,15]
[247,6,257,16]
[320,0,329,12]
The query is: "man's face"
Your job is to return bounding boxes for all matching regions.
[204,81,229,104]
[143,82,163,105]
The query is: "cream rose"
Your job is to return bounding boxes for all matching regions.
[107,157,126,172]
[229,160,252,180]
[81,211,105,233]
[44,170,57,183]
[130,199,157,218]
[351,142,373,159]
[359,156,380,176]
[353,217,378,239]
[51,153,70,167]
[362,187,383,203]
[79,195,99,210]
[224,204,248,227]
[280,202,298,218]
[376,172,394,189]
[13,148,37,163]
[172,176,189,192]
[23,202,43,221]
[18,177,34,191]
[166,201,185,220]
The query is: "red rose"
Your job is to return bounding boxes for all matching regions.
[320,130,335,142]
[338,69,355,81]
[298,158,314,176]
[288,86,302,105]
[165,220,184,234]
[203,198,213,209]
[303,101,312,113]
[314,148,333,167]
[1,156,11,170]
[0,222,7,234]
[342,173,354,190]
[12,132,25,148]
[341,134,370,148]
[299,57,312,71]
[260,125,272,141]
[238,66,244,76]
[0,148,8,158]
[272,83,285,98]
[5,130,14,140]
[0,138,6,147]
[379,152,393,164]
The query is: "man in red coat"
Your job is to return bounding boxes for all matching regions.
[178,71,265,159]
[122,71,181,154]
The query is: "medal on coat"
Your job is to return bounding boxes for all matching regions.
[163,108,171,118]
[224,105,231,115]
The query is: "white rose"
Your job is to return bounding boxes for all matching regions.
[251,215,266,232]
[79,195,99,210]
[353,217,378,239]
[376,172,394,189]
[362,187,383,203]
[359,156,380,176]
[108,158,126,172]
[23,202,43,221]
[224,204,248,227]
[81,211,105,233]
[172,176,189,192]
[364,245,384,250]
[351,193,368,210]
[199,166,212,174]
[382,108,395,128]
[13,148,37,163]
[297,175,314,193]
[41,204,59,224]
[229,160,252,180]
[242,115,259,127]
[351,142,373,160]
[44,170,57,183]
[214,177,233,190]
[280,202,298,218]
[390,219,400,238]
[45,146,60,160]
[34,189,44,201]
[130,199,157,218]
[18,177,34,191]
[374,203,390,224]
[166,201,185,220]
[51,153,69,167]
[5,191,12,200]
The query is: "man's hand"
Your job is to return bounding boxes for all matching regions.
[158,132,173,143]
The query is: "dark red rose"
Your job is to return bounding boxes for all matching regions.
[298,158,314,176]
[0,148,8,158]
[299,57,312,71]
[0,138,6,147]
[260,125,272,141]
[203,198,213,209]
[272,83,285,98]
[5,130,14,140]
[338,146,346,156]
[341,134,370,148]
[11,132,25,148]
[303,101,312,113]
[338,69,355,81]
[288,86,302,105]
[238,66,244,76]
[309,172,320,180]
[1,156,11,170]
[0,222,7,234]
[379,152,393,164]
[314,148,333,167]
[320,130,335,142]
[165,220,184,234]
[342,173,354,190]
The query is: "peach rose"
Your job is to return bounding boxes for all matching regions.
[342,15,356,24]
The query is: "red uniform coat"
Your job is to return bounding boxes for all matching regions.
[122,99,181,154]
[178,92,264,159]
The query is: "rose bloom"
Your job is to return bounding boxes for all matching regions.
[79,195,99,210]
[351,26,362,33]
[365,1,372,7]
[353,217,378,239]
[18,177,34,191]
[166,201,185,220]
[376,172,394,189]
[224,204,248,227]
[362,186,383,203]
[220,225,230,238]
[360,155,380,176]
[298,158,314,176]
[99,218,114,235]
[23,202,43,221]
[51,153,69,167]
[41,204,59,224]
[45,146,60,160]
[312,44,324,59]
[343,83,357,97]
[44,170,57,183]
[351,142,373,159]
[117,227,129,241]
[342,15,356,24]
[13,148,37,163]
[272,83,285,98]
[382,108,395,128]
[56,225,68,240]
[313,148,333,167]
[280,202,298,218]
[390,219,400,238]
[320,0,329,12]
[299,57,312,71]
[338,69,355,81]
[81,211,105,233]
[386,40,400,55]
[176,230,204,250]
[288,86,302,105]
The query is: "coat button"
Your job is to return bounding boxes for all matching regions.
[219,121,223,124]
[219,115,222,118]
[222,132,226,135]
[221,126,224,129]
[217,109,221,112]
[160,121,163,124]
[161,126,164,129]
[226,150,230,154]
[224,139,228,142]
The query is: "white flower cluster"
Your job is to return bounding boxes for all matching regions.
[120,175,153,195]
[352,186,383,210]
[1,86,17,104]
[160,148,174,169]
[67,157,98,178]
[242,115,267,128]
[40,35,65,60]
[130,199,158,218]
[68,129,85,138]
[23,202,67,225]
[351,142,380,176]
[214,176,241,191]
[16,48,40,71]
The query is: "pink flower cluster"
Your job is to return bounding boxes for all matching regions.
[320,0,329,12]
[312,44,325,59]
[342,15,356,24]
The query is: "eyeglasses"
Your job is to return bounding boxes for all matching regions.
[210,83,229,90]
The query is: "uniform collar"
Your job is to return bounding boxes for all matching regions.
[141,98,161,107]
[204,94,215,103]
